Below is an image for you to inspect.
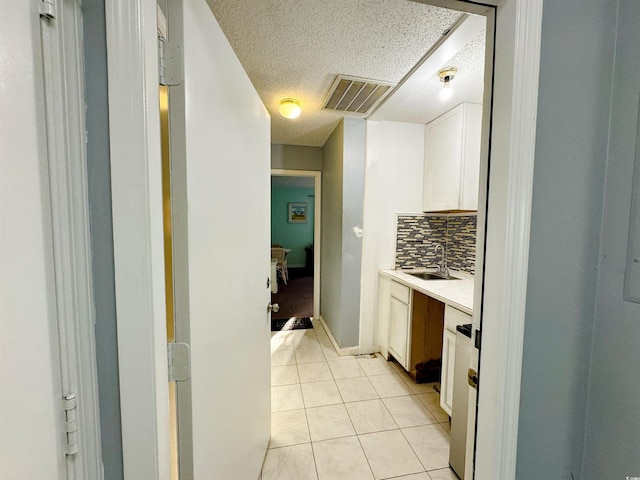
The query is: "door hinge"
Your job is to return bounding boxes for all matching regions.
[63,394,79,455]
[39,0,56,19]
[158,38,183,86]
[168,342,191,382]
[474,328,481,350]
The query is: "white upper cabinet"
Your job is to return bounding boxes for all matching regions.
[423,103,482,212]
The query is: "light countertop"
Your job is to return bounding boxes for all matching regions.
[380,268,475,315]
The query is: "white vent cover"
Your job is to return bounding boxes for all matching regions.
[322,75,395,116]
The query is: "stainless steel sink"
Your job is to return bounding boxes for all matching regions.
[408,272,461,281]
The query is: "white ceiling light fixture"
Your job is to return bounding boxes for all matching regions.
[438,66,457,101]
[279,98,302,119]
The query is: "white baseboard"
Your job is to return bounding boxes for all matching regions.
[357,344,381,355]
[316,316,360,357]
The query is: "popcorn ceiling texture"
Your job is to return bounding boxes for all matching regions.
[375,30,486,125]
[207,0,463,146]
[395,214,477,274]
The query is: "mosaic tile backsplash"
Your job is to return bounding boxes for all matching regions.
[395,214,477,274]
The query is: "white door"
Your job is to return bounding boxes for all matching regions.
[181,1,271,478]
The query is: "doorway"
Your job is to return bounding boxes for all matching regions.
[271,169,322,319]
[106,0,542,477]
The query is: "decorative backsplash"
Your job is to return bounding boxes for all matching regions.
[395,214,477,274]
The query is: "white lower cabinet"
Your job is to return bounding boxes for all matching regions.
[388,296,410,369]
[441,305,472,416]
[378,276,411,370]
[378,275,472,407]
[440,329,457,416]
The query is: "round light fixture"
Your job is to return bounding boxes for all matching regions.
[437,67,457,101]
[279,98,302,119]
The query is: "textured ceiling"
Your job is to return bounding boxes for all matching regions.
[374,30,486,124]
[207,0,484,147]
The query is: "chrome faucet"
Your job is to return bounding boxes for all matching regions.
[434,243,449,278]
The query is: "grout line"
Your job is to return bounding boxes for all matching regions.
[271,332,454,479]
[352,422,378,479]
[309,440,320,480]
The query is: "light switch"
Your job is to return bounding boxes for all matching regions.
[624,107,640,304]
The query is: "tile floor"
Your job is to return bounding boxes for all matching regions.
[261,322,458,480]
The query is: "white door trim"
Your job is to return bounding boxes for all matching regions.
[105,0,171,479]
[38,1,104,477]
[106,0,542,477]
[271,169,322,318]
[410,0,543,478]
[473,1,543,478]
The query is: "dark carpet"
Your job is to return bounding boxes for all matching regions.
[271,317,313,331]
[271,268,314,320]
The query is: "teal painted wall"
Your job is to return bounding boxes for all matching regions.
[271,186,314,267]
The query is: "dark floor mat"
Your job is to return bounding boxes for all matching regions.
[271,317,313,331]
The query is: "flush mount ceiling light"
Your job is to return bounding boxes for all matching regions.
[438,67,457,101]
[279,98,302,119]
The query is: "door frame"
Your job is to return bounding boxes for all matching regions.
[105,1,171,478]
[106,0,542,478]
[39,0,104,477]
[270,169,322,318]
[412,0,543,478]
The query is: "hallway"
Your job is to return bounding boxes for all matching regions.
[262,321,456,480]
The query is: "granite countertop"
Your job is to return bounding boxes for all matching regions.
[379,268,475,315]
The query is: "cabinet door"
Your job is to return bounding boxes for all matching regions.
[388,296,410,369]
[440,328,457,416]
[378,276,391,358]
[423,103,482,212]
[460,103,483,210]
[423,106,464,211]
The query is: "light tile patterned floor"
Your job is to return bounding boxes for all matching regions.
[261,322,456,480]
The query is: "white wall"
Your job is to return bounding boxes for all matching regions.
[516,0,616,477]
[0,3,66,478]
[359,121,425,353]
[582,1,640,477]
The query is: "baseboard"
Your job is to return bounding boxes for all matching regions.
[357,344,381,355]
[316,316,360,357]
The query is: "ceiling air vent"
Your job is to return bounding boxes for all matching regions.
[322,75,395,117]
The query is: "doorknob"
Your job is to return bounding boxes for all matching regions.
[468,368,478,389]
[267,303,280,313]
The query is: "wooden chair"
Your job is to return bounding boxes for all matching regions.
[270,247,290,285]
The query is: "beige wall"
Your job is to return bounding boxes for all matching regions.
[271,143,322,171]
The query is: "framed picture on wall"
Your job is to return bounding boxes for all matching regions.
[288,202,307,223]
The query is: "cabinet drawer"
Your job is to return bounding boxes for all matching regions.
[389,280,410,304]
[444,305,471,332]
